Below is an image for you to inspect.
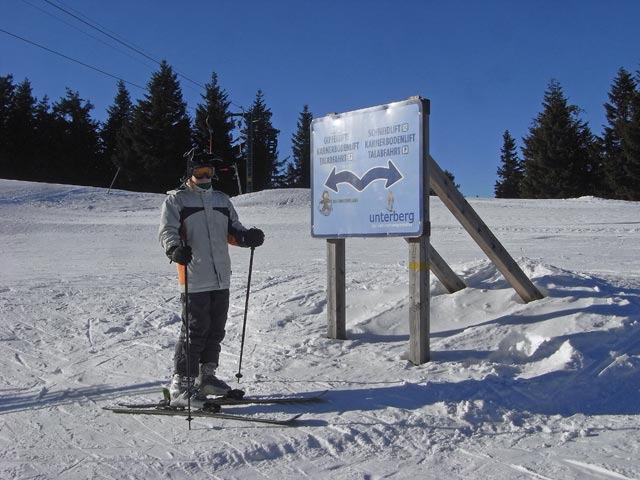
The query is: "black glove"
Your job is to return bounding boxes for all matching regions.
[244,228,264,248]
[167,245,192,265]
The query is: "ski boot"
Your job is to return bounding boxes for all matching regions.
[168,373,206,408]
[196,363,232,396]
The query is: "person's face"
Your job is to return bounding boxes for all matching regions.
[191,166,214,183]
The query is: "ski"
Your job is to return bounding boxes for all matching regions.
[103,406,304,426]
[117,390,327,409]
[207,390,328,406]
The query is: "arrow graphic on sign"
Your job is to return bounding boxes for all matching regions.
[324,160,404,193]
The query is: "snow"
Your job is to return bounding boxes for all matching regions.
[1,178,639,479]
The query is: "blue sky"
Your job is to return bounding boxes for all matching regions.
[1,0,639,197]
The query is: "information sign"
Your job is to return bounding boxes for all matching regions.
[311,98,428,237]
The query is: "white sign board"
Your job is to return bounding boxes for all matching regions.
[311,98,428,237]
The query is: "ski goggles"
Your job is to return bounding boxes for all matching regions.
[192,166,214,179]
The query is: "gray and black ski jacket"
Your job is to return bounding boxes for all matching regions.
[159,186,250,293]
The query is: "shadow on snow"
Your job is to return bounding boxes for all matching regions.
[0,381,165,414]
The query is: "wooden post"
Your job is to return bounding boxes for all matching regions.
[408,236,430,364]
[327,238,346,339]
[406,97,431,365]
[429,154,544,303]
[430,245,466,293]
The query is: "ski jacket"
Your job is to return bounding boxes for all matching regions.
[159,186,250,293]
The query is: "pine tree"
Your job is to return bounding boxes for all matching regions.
[0,74,16,178]
[521,80,598,198]
[0,75,13,126]
[128,60,191,192]
[32,95,57,181]
[5,79,38,180]
[619,71,640,200]
[242,90,280,192]
[602,68,637,199]
[287,105,313,188]
[51,89,102,185]
[101,80,133,188]
[193,72,238,195]
[495,130,523,198]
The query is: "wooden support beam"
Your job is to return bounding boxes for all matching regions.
[430,245,466,293]
[429,154,544,303]
[404,241,466,293]
[327,238,346,339]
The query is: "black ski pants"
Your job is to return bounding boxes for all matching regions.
[174,289,229,377]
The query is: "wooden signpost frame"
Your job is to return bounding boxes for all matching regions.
[323,97,544,366]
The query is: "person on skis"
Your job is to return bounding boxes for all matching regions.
[159,150,265,407]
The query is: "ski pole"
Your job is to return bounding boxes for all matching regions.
[235,246,255,383]
[183,242,193,430]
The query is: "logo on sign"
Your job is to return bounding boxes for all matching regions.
[318,190,333,216]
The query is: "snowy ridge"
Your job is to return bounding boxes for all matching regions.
[231,188,311,208]
[1,179,639,479]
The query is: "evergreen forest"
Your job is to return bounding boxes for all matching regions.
[0,61,311,196]
[495,69,640,201]
[1,61,639,200]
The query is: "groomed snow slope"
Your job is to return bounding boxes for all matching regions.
[1,179,639,479]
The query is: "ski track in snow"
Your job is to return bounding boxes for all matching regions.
[1,179,639,479]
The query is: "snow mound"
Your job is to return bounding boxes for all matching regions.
[493,331,550,360]
[231,188,310,207]
[568,195,639,204]
[516,340,584,379]
[571,196,608,202]
[0,179,162,212]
